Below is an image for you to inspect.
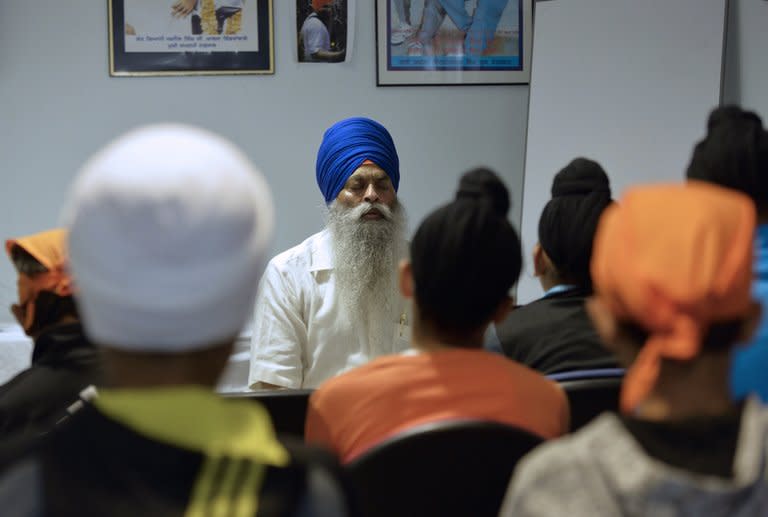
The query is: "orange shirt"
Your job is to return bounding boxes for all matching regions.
[305,348,569,462]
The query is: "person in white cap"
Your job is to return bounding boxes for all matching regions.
[0,124,349,517]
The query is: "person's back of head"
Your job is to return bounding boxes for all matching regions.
[407,167,522,344]
[0,126,353,517]
[537,158,612,288]
[686,105,768,213]
[588,181,758,415]
[5,228,77,338]
[62,124,274,387]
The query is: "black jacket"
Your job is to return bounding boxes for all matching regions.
[0,403,351,517]
[0,323,101,438]
[497,287,618,374]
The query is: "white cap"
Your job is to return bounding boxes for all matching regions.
[62,124,274,352]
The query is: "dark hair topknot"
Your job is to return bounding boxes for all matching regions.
[538,157,613,287]
[455,167,510,217]
[410,168,522,336]
[686,105,768,206]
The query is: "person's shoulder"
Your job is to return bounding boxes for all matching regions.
[496,297,554,337]
[501,416,624,516]
[483,350,551,380]
[267,230,329,272]
[312,355,409,404]
[512,412,621,487]
[302,14,324,30]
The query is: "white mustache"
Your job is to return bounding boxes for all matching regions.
[349,202,394,221]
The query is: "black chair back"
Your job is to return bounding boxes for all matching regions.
[346,419,543,517]
[224,389,313,438]
[559,375,622,431]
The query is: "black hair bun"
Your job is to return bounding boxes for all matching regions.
[551,158,611,198]
[707,105,763,133]
[455,167,510,217]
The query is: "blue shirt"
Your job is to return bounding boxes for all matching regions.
[731,224,768,401]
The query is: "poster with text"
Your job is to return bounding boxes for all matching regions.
[110,0,274,76]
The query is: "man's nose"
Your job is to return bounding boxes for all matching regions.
[364,184,380,203]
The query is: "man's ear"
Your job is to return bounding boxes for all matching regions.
[585,297,619,351]
[533,243,547,277]
[491,296,514,325]
[398,259,414,299]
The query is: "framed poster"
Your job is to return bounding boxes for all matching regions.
[376,0,532,86]
[295,0,354,64]
[109,0,274,76]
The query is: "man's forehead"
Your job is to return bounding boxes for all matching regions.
[347,164,389,182]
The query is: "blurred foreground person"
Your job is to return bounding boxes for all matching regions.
[0,228,101,438]
[501,182,768,517]
[0,125,349,517]
[686,105,768,402]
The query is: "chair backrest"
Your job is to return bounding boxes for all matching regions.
[346,419,543,517]
[224,389,313,438]
[558,373,623,431]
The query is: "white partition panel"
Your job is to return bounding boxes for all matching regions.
[518,0,727,303]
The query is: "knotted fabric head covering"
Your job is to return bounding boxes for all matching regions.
[62,124,274,353]
[591,181,755,413]
[538,158,612,287]
[5,228,73,334]
[316,117,400,204]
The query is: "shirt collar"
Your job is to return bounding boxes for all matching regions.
[544,284,578,297]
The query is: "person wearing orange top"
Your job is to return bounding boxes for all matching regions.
[501,182,768,517]
[0,228,101,438]
[305,168,570,462]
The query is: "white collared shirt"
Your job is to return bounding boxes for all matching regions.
[248,230,411,389]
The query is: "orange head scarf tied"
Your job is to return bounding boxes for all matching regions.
[5,228,73,334]
[590,182,756,413]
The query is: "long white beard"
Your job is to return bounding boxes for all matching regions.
[327,199,408,353]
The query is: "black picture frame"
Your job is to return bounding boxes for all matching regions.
[109,0,274,76]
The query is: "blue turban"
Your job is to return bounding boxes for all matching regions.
[316,117,400,204]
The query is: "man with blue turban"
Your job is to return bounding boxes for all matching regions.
[249,117,411,389]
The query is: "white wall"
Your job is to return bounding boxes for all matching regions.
[0,1,529,322]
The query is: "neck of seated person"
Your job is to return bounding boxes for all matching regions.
[410,317,487,352]
[537,266,584,294]
[99,341,234,389]
[633,352,736,422]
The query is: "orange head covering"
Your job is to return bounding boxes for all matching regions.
[590,182,756,413]
[5,228,73,334]
[312,0,333,12]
